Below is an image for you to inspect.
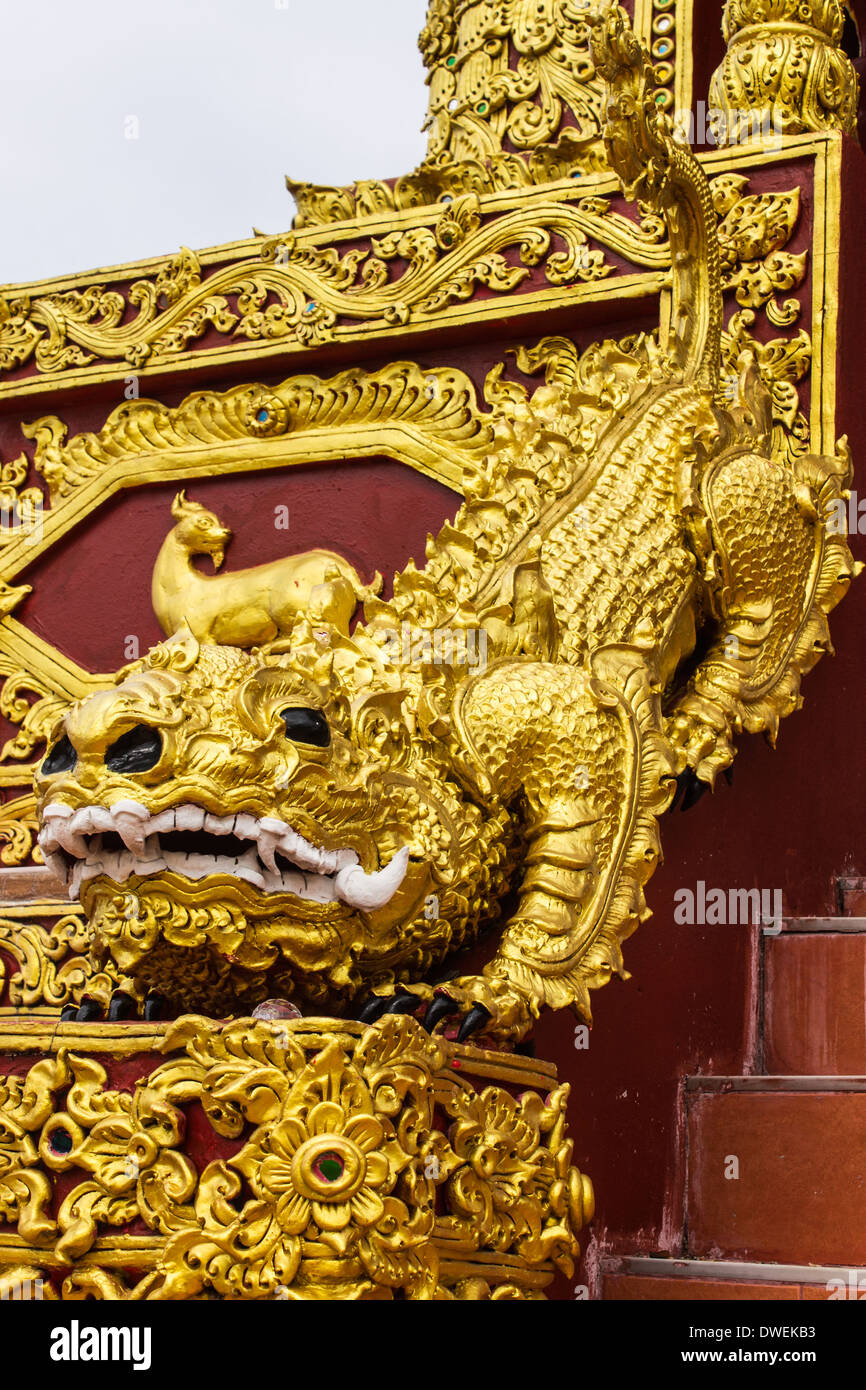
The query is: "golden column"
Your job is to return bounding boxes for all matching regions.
[709,0,860,141]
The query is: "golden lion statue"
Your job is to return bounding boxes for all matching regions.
[34,10,856,1045]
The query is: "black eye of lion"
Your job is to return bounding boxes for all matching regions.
[41,735,76,777]
[280,708,330,748]
[105,725,163,774]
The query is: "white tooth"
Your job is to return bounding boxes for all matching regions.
[69,862,84,899]
[99,852,118,880]
[300,873,337,904]
[90,807,115,834]
[256,828,282,873]
[260,818,305,860]
[234,857,265,890]
[114,851,135,883]
[110,800,150,855]
[297,836,327,872]
[38,824,60,853]
[204,814,235,835]
[150,809,176,834]
[135,857,166,877]
[44,802,73,820]
[110,799,149,820]
[334,846,410,912]
[284,831,323,873]
[43,849,68,883]
[256,819,357,880]
[233,814,258,842]
[54,820,88,858]
[184,854,218,879]
[70,808,94,836]
[115,821,146,856]
[175,806,204,832]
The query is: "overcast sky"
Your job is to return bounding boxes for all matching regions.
[2,0,430,285]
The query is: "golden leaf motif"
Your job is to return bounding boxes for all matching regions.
[0,1017,590,1300]
[0,197,662,384]
[0,912,94,1008]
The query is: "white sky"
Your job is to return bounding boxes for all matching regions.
[1,0,430,285]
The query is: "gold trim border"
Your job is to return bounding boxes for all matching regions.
[0,1016,559,1089]
[0,137,834,421]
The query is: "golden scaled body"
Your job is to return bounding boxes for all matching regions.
[33,9,856,1044]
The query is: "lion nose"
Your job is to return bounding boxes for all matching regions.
[104,724,163,774]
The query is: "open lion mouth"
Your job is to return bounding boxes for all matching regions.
[38,801,409,911]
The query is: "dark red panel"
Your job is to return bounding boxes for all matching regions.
[17,459,459,674]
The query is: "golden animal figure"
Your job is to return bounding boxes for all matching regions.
[34,8,856,1047]
[152,490,381,644]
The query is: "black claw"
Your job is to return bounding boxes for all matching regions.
[430,968,459,988]
[424,993,460,1032]
[60,1005,77,1022]
[669,770,688,812]
[107,992,137,1022]
[75,997,103,1022]
[680,769,709,812]
[143,993,166,1022]
[456,1004,491,1044]
[384,992,421,1016]
[358,994,390,1024]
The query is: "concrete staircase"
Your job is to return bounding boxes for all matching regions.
[603,881,866,1300]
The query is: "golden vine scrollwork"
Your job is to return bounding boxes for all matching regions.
[714,174,808,318]
[0,659,72,866]
[287,0,617,230]
[290,0,683,228]
[0,248,235,376]
[0,909,112,1010]
[420,0,610,163]
[711,171,813,466]
[0,1016,592,1300]
[0,194,667,384]
[23,360,495,504]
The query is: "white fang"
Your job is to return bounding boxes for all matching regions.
[38,800,411,913]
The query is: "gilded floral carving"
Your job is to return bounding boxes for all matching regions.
[0,1016,590,1301]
